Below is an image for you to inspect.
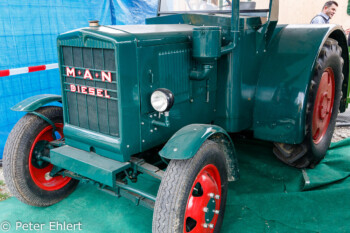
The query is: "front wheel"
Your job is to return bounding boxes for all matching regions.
[3,106,78,206]
[153,141,228,233]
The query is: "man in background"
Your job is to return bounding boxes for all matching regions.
[311,1,338,24]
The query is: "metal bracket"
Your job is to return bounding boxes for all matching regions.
[256,0,278,52]
[50,166,64,177]
[130,157,165,180]
[100,186,155,210]
[151,112,170,128]
[29,111,57,139]
[59,162,159,210]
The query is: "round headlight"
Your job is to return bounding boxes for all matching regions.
[150,88,174,112]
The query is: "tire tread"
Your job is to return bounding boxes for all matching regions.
[3,106,78,206]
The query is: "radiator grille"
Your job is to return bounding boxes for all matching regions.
[61,46,119,137]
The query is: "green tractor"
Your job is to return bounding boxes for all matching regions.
[3,0,349,232]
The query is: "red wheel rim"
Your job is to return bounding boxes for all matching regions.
[183,164,222,233]
[29,123,71,191]
[312,68,335,144]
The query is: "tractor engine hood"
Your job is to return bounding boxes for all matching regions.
[59,24,195,47]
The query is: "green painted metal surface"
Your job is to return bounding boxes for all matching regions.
[50,145,130,187]
[159,124,239,181]
[53,0,349,184]
[253,25,348,144]
[63,124,122,156]
[137,42,218,152]
[192,26,221,60]
[214,16,265,132]
[205,198,216,223]
[11,94,61,112]
[57,24,203,162]
[159,124,228,159]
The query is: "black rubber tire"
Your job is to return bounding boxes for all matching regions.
[153,140,228,233]
[3,106,79,206]
[274,38,343,168]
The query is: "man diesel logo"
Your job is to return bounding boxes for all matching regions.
[66,67,112,99]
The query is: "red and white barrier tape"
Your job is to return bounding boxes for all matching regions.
[0,63,58,77]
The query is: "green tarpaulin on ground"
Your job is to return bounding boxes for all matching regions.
[1,138,350,233]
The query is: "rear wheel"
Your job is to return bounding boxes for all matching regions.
[274,38,343,168]
[153,141,228,233]
[3,106,78,206]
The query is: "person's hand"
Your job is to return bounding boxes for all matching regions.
[345,28,350,36]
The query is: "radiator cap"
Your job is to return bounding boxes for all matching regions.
[89,20,99,27]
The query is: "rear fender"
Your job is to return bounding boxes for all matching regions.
[253,24,349,144]
[159,124,239,181]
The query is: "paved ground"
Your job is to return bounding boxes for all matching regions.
[0,166,10,199]
[0,168,3,181]
[332,126,350,142]
[332,108,350,142]
[336,107,350,125]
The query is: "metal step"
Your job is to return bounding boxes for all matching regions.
[50,145,130,187]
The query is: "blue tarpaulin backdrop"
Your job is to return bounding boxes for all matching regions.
[0,0,158,159]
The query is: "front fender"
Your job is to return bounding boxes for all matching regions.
[253,24,349,144]
[11,94,62,112]
[160,124,239,181]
